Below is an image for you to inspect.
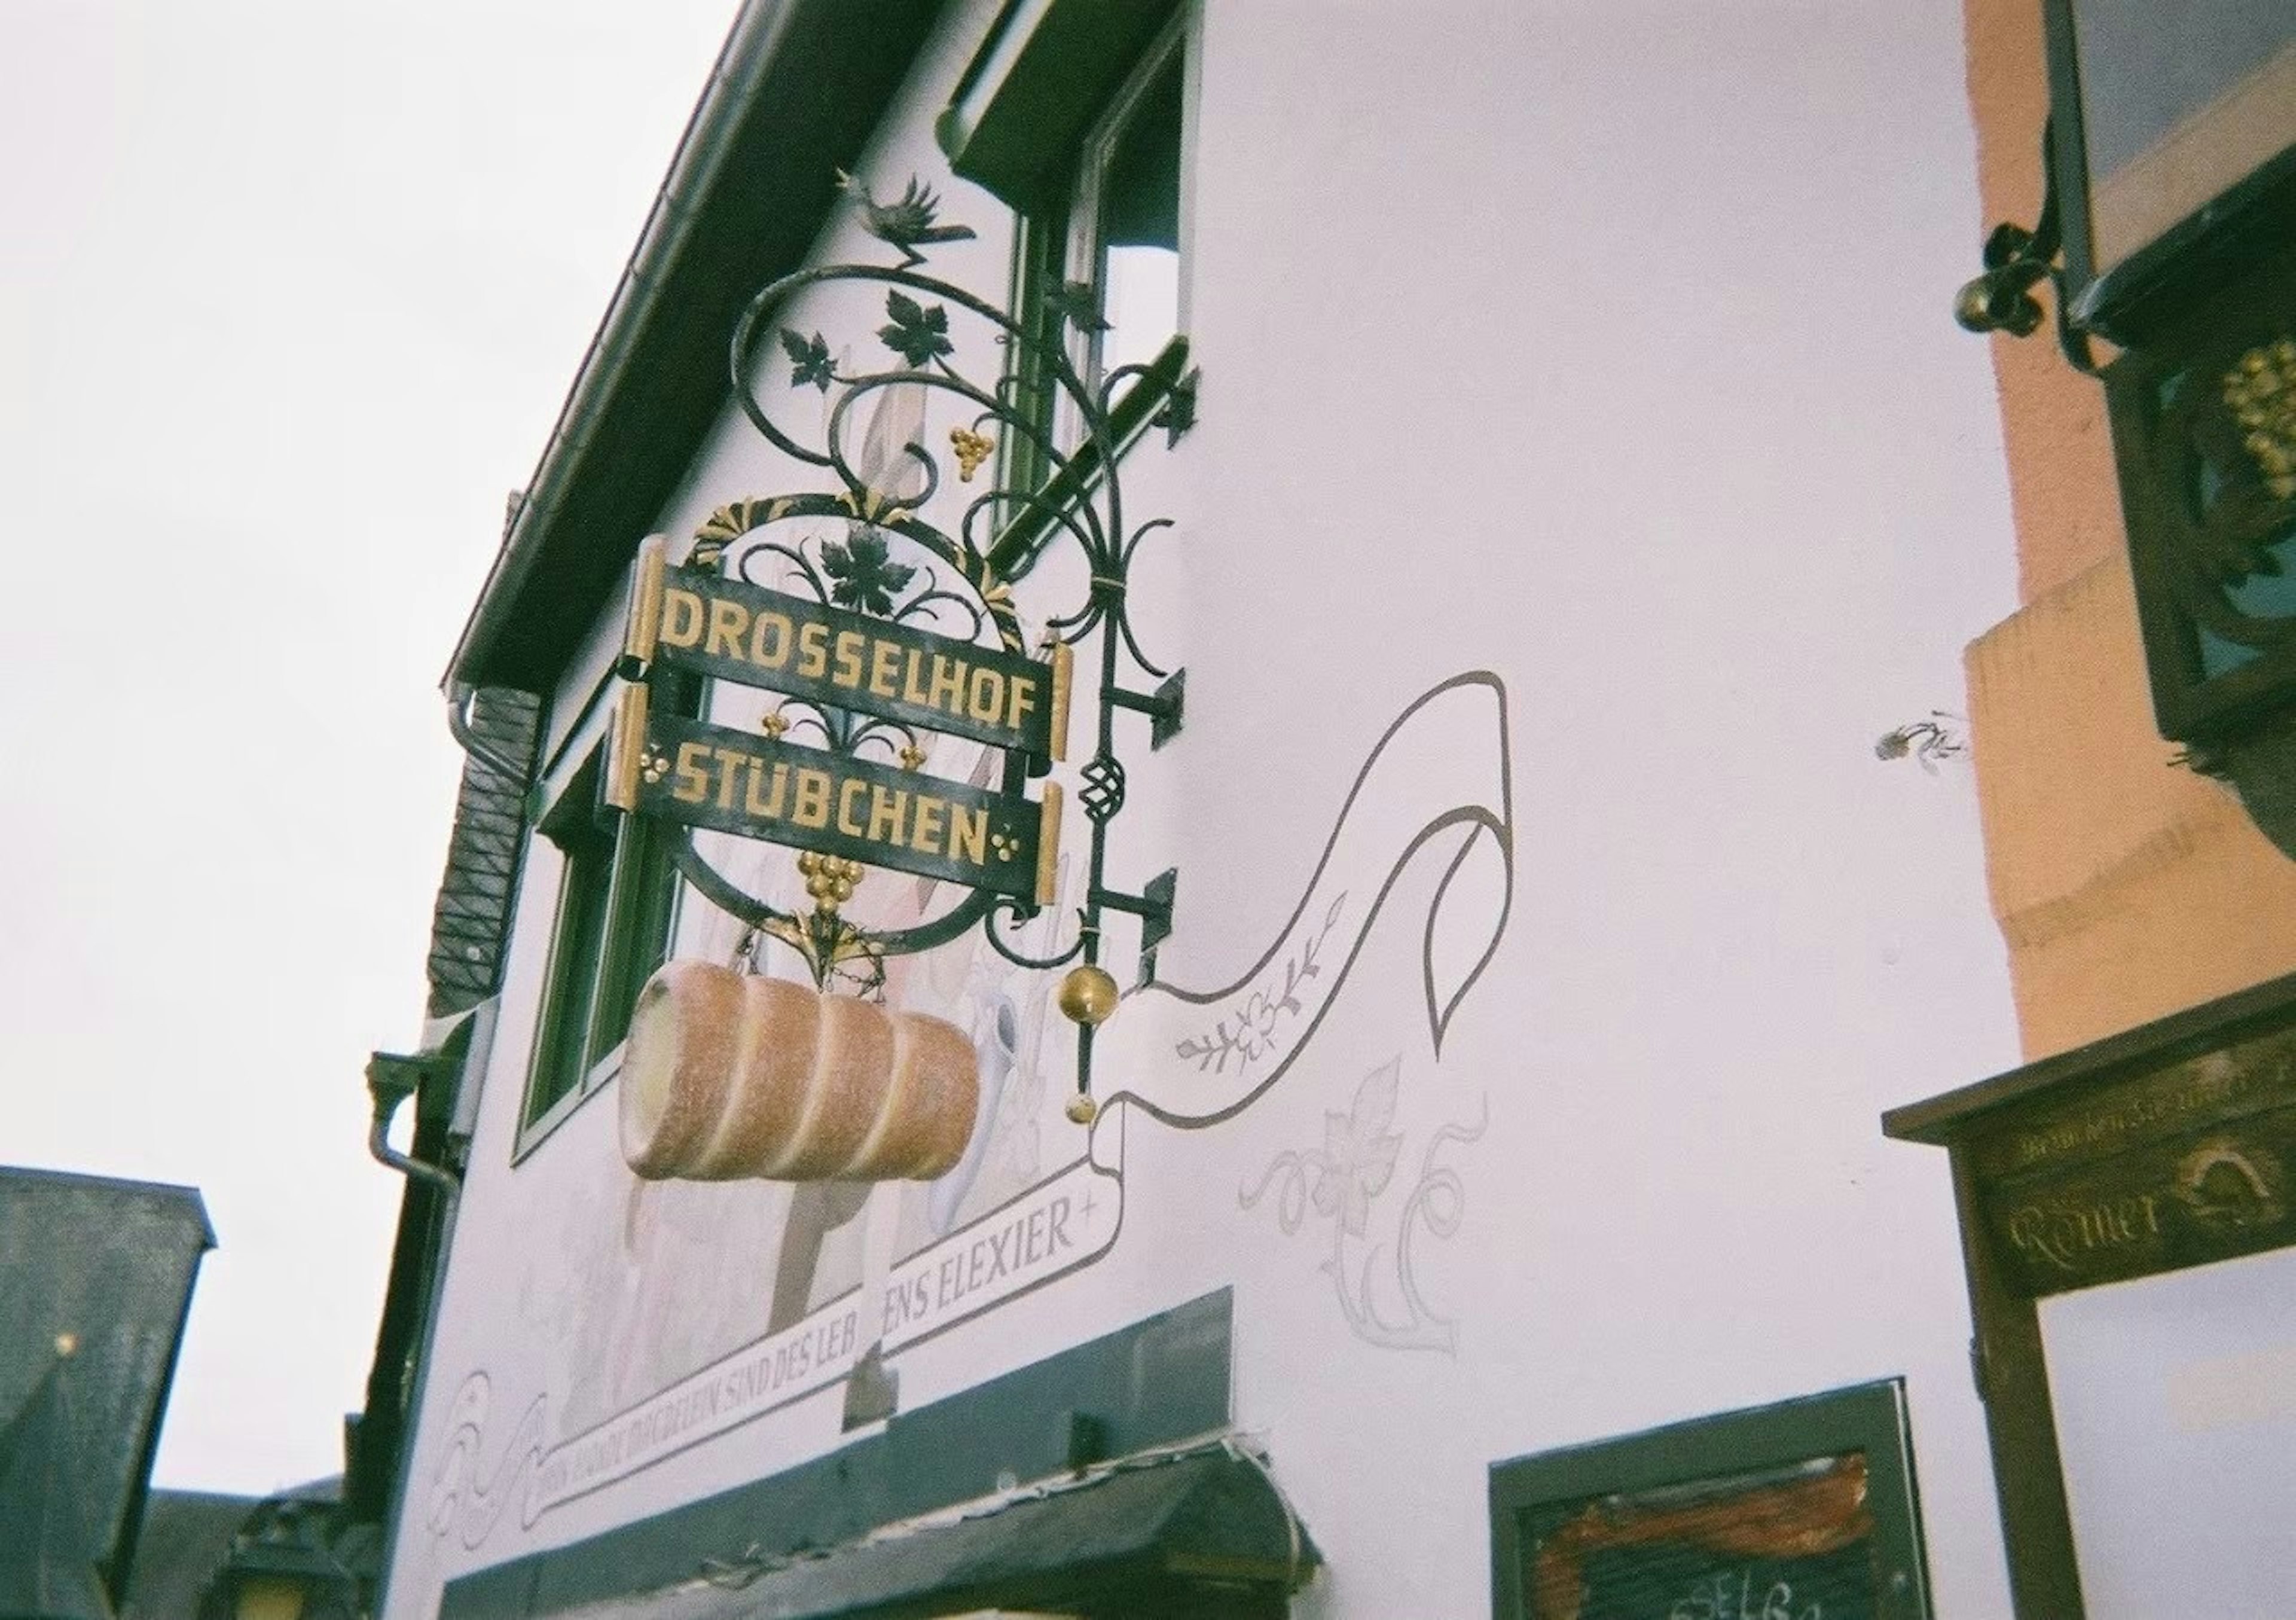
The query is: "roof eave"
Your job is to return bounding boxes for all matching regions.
[446,0,951,694]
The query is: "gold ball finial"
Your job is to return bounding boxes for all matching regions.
[1056,965,1120,1027]
[54,1332,78,1357]
[1065,1094,1100,1125]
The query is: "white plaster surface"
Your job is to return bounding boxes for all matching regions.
[2044,1246,2296,1619]
[383,2,2025,1615]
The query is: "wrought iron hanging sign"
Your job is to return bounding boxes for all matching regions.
[604,173,1181,1180]
[613,533,1068,906]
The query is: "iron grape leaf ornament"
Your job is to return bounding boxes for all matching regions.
[879,290,955,368]
[820,529,916,615]
[780,328,833,392]
[1047,279,1109,334]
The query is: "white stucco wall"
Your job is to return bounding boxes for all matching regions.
[384,2,2023,1615]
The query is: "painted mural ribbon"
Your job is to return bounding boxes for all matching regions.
[1104,670,1515,1129]
[425,1154,1123,1531]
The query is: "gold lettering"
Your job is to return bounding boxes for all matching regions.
[744,759,787,817]
[832,630,865,688]
[2007,1192,2167,1276]
[710,746,747,811]
[749,611,793,669]
[910,794,945,855]
[967,666,1004,722]
[660,588,705,648]
[797,621,829,679]
[927,654,965,713]
[902,648,930,706]
[793,769,832,829]
[1005,672,1037,734]
[673,740,711,801]
[706,597,749,660]
[948,804,988,865]
[869,640,901,698]
[837,779,868,837]
[866,786,909,847]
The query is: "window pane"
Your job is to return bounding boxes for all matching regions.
[1103,247,1180,380]
[1095,51,1181,384]
[2072,0,2296,269]
[529,828,613,1120]
[588,817,678,1066]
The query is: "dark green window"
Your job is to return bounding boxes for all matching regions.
[1061,25,1183,405]
[518,742,679,1152]
[943,3,1193,574]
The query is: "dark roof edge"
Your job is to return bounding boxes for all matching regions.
[0,1165,215,1249]
[1883,966,2296,1145]
[442,0,786,691]
[444,0,932,691]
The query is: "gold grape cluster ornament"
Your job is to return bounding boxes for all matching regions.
[2224,338,2296,503]
[949,424,995,482]
[799,851,865,914]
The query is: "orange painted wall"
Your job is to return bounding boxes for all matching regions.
[1960,0,2296,1058]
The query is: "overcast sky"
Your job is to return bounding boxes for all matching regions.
[1,0,741,1493]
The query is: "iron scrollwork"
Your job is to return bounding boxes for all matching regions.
[627,174,1182,1118]
[2132,332,2296,684]
[1952,121,2103,376]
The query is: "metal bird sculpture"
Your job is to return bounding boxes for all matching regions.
[838,170,976,268]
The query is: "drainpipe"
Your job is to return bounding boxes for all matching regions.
[367,1053,460,1208]
[445,681,529,783]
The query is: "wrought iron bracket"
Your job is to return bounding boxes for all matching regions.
[1090,866,1178,984]
[1155,367,1201,445]
[1106,668,1185,749]
[1952,121,2103,374]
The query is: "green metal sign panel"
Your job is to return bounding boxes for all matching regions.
[643,565,1068,759]
[627,706,1058,904]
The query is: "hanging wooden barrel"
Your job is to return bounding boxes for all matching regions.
[619,961,979,1183]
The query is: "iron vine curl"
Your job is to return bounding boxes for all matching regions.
[635,175,1183,1110]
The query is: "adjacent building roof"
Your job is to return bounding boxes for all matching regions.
[0,1167,214,1613]
[0,1354,115,1620]
[118,1490,255,1620]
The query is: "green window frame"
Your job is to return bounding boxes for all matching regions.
[515,682,682,1157]
[941,0,1196,577]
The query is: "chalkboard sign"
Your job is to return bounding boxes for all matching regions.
[1526,1455,1874,1620]
[1491,1383,1929,1620]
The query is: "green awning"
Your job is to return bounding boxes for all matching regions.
[553,1447,1316,1620]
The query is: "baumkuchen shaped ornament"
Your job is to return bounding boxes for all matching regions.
[619,960,978,1182]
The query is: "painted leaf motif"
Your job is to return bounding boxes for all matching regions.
[780,328,833,392]
[878,291,954,367]
[820,529,916,616]
[1312,1057,1404,1236]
